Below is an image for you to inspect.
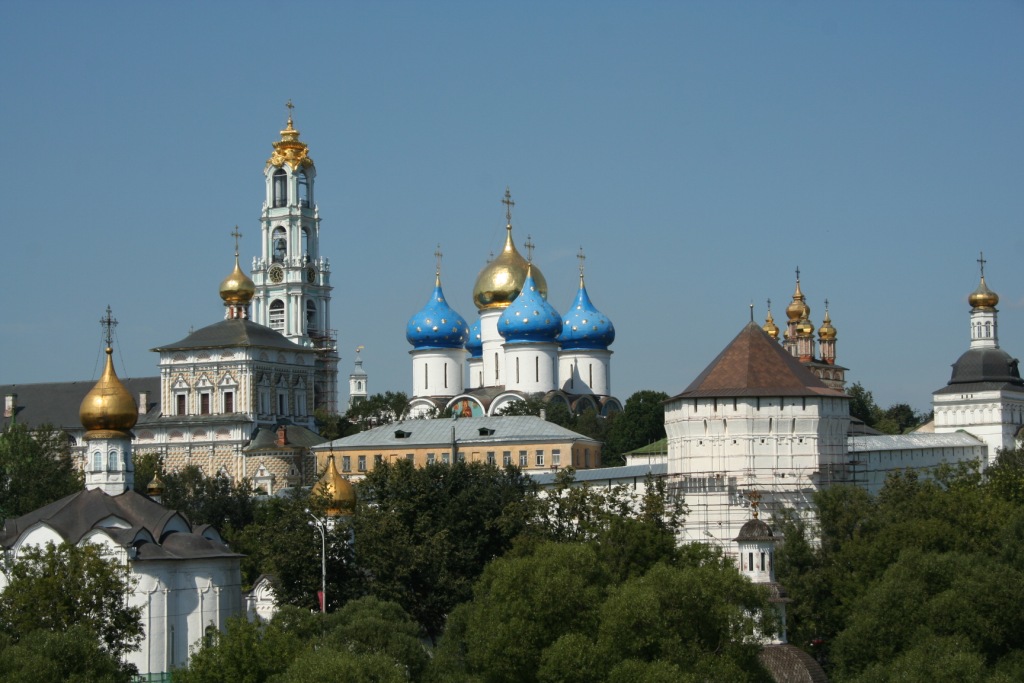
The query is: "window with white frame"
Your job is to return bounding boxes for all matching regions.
[519,450,528,467]
[269,299,285,332]
[535,449,545,467]
[552,449,561,466]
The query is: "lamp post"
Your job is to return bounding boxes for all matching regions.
[306,509,327,613]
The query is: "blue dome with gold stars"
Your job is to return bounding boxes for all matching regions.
[466,319,483,358]
[559,279,615,350]
[406,276,469,350]
[499,268,562,343]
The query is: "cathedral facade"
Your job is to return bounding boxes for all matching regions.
[406,190,621,418]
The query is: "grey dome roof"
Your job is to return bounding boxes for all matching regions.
[735,518,774,542]
[934,347,1023,395]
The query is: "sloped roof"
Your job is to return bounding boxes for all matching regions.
[1,377,160,431]
[527,462,666,486]
[317,415,600,451]
[758,644,829,683]
[933,347,1024,395]
[244,423,328,452]
[671,323,847,400]
[152,319,305,352]
[0,488,240,561]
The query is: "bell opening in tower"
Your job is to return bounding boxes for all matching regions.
[273,168,287,207]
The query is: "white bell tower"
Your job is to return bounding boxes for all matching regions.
[251,102,339,412]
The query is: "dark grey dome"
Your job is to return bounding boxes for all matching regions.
[948,348,1022,386]
[735,518,774,542]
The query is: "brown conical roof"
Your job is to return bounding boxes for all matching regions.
[672,322,847,399]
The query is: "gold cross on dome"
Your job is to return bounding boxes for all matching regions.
[978,251,986,278]
[748,489,761,519]
[100,305,118,348]
[577,246,586,276]
[434,244,443,275]
[502,187,515,224]
[767,298,772,311]
[231,226,242,255]
[524,234,535,263]
[795,266,801,282]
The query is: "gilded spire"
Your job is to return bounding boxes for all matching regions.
[268,100,313,169]
[434,244,443,286]
[577,246,586,288]
[472,188,548,310]
[220,227,256,316]
[819,299,837,340]
[786,267,810,323]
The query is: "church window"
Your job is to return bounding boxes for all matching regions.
[733,398,737,410]
[802,397,806,410]
[424,364,429,390]
[515,358,520,384]
[302,228,311,258]
[494,353,499,382]
[200,392,211,415]
[444,362,448,389]
[760,552,766,571]
[985,321,992,337]
[277,392,287,415]
[306,301,317,335]
[535,449,545,466]
[358,455,366,472]
[713,398,718,412]
[298,171,310,207]
[535,356,540,382]
[748,552,754,571]
[272,227,287,262]
[269,300,285,332]
[518,450,528,467]
[296,393,307,416]
[176,394,187,416]
[342,456,351,472]
[223,391,234,413]
[92,451,103,471]
[273,168,287,207]
[107,450,119,471]
[588,363,593,387]
[768,418,773,434]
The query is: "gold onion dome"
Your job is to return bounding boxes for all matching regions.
[317,455,356,517]
[818,308,837,340]
[80,347,138,434]
[472,225,548,310]
[267,109,313,170]
[796,315,815,337]
[763,310,779,339]
[968,276,999,309]
[147,472,165,498]
[786,279,810,323]
[220,252,256,305]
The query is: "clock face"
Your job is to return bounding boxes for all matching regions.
[269,266,284,283]
[306,266,316,284]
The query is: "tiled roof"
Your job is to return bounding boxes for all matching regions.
[316,415,600,451]
[152,319,306,352]
[527,463,666,486]
[671,323,847,399]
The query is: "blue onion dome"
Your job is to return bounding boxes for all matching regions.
[466,319,483,358]
[406,273,469,349]
[559,273,615,350]
[499,265,562,343]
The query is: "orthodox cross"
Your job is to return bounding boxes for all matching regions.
[524,234,535,263]
[748,489,762,519]
[231,226,242,256]
[795,266,801,282]
[824,298,830,311]
[577,246,586,277]
[100,306,118,348]
[285,99,294,121]
[978,251,986,278]
[502,187,515,224]
[434,244,443,276]
[767,297,772,312]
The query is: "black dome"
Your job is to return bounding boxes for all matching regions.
[948,348,1023,386]
[735,518,774,542]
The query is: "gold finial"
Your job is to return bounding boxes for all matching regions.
[269,101,311,169]
[434,244,443,276]
[355,345,364,354]
[100,305,118,349]
[231,226,242,257]
[524,234,535,263]
[749,489,761,519]
[577,246,586,286]
[978,251,986,279]
[795,266,801,282]
[285,99,295,126]
[502,187,515,226]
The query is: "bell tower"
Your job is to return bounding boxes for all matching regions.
[252,102,339,412]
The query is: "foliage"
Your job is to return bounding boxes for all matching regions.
[0,625,133,683]
[775,460,1024,679]
[846,382,926,434]
[603,390,668,465]
[314,407,359,440]
[176,599,426,683]
[429,540,772,682]
[231,488,361,610]
[132,454,255,532]
[0,422,82,522]
[352,458,534,641]
[0,543,143,663]
[344,391,410,430]
[495,393,548,417]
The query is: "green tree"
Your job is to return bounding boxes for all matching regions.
[132,456,255,533]
[495,393,548,417]
[0,625,133,683]
[344,391,410,430]
[353,458,534,641]
[846,382,882,426]
[0,543,143,662]
[0,423,82,521]
[604,390,668,466]
[169,612,305,683]
[314,407,358,440]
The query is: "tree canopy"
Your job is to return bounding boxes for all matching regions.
[0,422,81,522]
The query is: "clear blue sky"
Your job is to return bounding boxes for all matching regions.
[2,1,1022,415]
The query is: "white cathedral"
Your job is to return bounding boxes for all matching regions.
[405,190,622,418]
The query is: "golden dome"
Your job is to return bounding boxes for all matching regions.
[818,308,836,341]
[796,316,815,337]
[267,107,313,170]
[80,347,138,436]
[786,278,810,323]
[968,276,999,309]
[147,472,165,498]
[763,310,779,339]
[472,225,548,310]
[316,455,356,517]
[220,252,256,305]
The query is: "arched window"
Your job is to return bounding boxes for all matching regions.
[269,300,285,332]
[273,168,287,207]
[92,451,103,471]
[302,227,311,259]
[297,171,309,207]
[107,449,119,471]
[305,300,317,335]
[272,227,287,263]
